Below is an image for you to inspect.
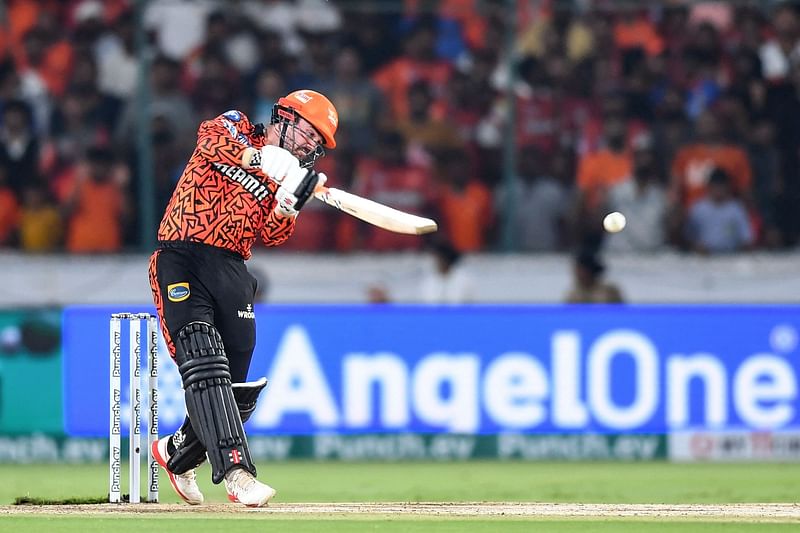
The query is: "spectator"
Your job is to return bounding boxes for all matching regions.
[14,23,74,100]
[299,31,338,87]
[372,17,452,120]
[150,117,184,215]
[66,53,122,132]
[651,86,691,176]
[144,0,219,61]
[435,148,492,252]
[366,281,392,304]
[574,92,647,158]
[49,88,111,168]
[0,99,39,196]
[726,48,766,117]
[685,168,754,254]
[62,146,129,253]
[759,3,800,82]
[682,23,724,119]
[573,113,633,250]
[48,53,122,163]
[576,109,634,195]
[733,7,767,54]
[18,182,62,252]
[115,55,197,156]
[765,60,800,246]
[613,8,664,57]
[604,134,669,252]
[441,71,492,147]
[495,146,570,252]
[242,0,341,57]
[250,67,286,126]
[340,11,399,73]
[397,80,463,166]
[183,10,235,90]
[511,55,559,153]
[0,165,20,246]
[0,60,21,105]
[419,240,475,304]
[342,129,433,251]
[95,10,140,100]
[670,110,752,209]
[747,116,782,248]
[190,49,243,119]
[400,0,469,62]
[564,250,624,304]
[315,46,384,153]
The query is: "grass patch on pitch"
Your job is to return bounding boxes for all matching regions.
[14,495,110,505]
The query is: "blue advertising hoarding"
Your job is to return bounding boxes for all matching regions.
[63,305,800,436]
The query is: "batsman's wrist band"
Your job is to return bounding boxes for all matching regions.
[249,149,262,169]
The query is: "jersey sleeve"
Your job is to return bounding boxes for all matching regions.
[260,209,297,247]
[194,113,251,167]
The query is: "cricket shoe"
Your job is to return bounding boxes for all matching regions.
[224,467,277,507]
[151,436,204,505]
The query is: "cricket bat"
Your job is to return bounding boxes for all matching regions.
[313,186,438,235]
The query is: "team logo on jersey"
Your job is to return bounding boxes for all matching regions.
[222,110,241,122]
[167,282,190,302]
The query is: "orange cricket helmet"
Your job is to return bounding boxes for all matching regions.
[276,90,338,148]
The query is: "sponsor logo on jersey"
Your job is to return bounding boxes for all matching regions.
[222,110,241,122]
[238,304,255,320]
[211,162,270,201]
[167,282,190,302]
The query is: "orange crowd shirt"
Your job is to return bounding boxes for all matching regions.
[670,144,752,206]
[372,58,452,120]
[576,149,633,207]
[66,180,123,252]
[439,181,493,252]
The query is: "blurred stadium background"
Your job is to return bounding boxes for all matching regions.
[1,0,800,527]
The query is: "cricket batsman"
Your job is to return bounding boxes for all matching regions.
[148,90,338,506]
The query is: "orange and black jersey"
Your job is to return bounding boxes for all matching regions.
[157,110,295,259]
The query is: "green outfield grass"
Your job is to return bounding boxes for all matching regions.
[2,461,799,532]
[3,461,799,504]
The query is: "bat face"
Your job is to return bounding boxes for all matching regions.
[314,187,438,235]
[260,167,437,235]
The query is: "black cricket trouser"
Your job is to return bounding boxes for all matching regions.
[149,240,259,382]
[149,241,259,469]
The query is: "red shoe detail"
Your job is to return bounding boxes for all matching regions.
[151,439,193,504]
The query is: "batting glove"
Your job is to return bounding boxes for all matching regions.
[260,145,301,182]
[274,169,326,217]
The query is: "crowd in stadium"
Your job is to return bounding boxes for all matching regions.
[0,0,799,254]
